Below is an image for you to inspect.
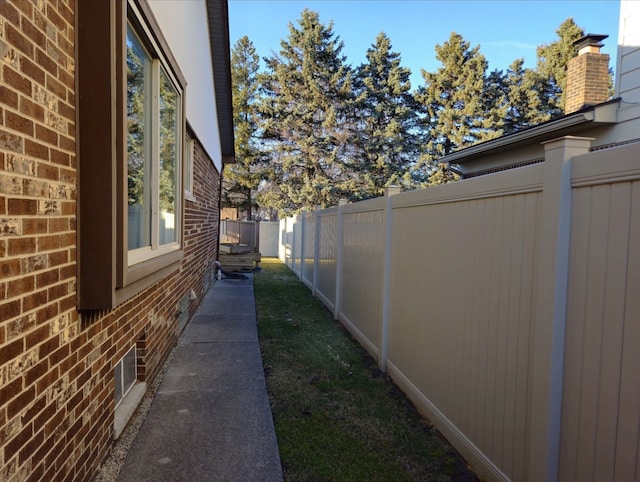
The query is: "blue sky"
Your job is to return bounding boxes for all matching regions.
[228,0,620,89]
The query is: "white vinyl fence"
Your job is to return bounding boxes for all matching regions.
[277,137,640,482]
[220,220,280,257]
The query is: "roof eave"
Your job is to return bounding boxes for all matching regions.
[206,0,235,164]
[440,98,620,165]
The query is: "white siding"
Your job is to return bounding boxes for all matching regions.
[616,0,640,125]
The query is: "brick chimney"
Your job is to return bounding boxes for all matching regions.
[564,34,610,114]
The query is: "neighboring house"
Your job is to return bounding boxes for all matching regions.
[442,0,640,178]
[0,0,234,480]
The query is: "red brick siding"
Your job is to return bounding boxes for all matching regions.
[183,137,222,307]
[0,1,222,480]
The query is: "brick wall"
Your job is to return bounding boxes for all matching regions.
[0,1,221,480]
[184,138,222,301]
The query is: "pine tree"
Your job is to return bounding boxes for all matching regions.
[482,68,508,137]
[259,9,354,214]
[223,36,262,220]
[535,18,584,115]
[487,59,557,135]
[416,32,490,179]
[352,32,419,197]
[480,18,593,139]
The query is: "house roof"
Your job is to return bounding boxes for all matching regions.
[440,98,620,175]
[206,0,235,164]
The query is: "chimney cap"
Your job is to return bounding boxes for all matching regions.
[573,33,609,50]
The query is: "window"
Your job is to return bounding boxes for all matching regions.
[114,346,137,409]
[77,0,187,309]
[184,132,196,202]
[113,343,146,439]
[126,6,182,266]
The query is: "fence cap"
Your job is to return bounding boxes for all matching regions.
[384,186,401,197]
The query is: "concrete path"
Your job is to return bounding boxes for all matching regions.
[118,275,283,482]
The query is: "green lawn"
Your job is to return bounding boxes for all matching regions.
[254,258,479,481]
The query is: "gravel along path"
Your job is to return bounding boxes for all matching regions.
[94,346,178,482]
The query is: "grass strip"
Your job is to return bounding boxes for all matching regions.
[254,258,479,481]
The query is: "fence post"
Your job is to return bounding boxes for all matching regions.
[290,217,296,271]
[380,186,401,372]
[287,216,294,269]
[313,207,321,296]
[278,218,285,263]
[528,136,592,482]
[334,199,348,320]
[292,215,302,276]
[300,213,306,280]
[254,220,260,254]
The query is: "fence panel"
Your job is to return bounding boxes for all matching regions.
[301,212,315,288]
[292,216,302,277]
[559,142,640,481]
[279,219,293,269]
[274,140,640,481]
[259,222,279,256]
[386,166,543,481]
[315,208,338,311]
[221,220,258,248]
[339,199,385,358]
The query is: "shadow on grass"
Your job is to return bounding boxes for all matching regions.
[254,258,480,482]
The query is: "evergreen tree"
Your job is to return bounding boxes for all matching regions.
[535,18,584,115]
[415,32,491,176]
[425,163,460,186]
[223,36,262,219]
[260,9,354,214]
[482,67,508,137]
[479,18,593,139]
[353,32,419,197]
[487,59,557,135]
[511,59,559,129]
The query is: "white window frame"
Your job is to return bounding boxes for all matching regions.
[184,132,196,202]
[127,1,183,268]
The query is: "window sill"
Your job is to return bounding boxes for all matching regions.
[114,381,147,439]
[116,255,182,306]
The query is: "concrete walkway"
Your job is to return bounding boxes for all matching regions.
[118,275,283,482]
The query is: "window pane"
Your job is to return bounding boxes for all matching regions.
[127,25,152,250]
[159,67,179,245]
[114,364,123,405]
[122,347,137,396]
[114,346,137,408]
